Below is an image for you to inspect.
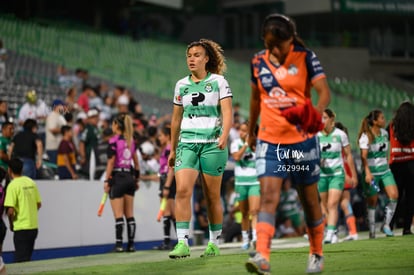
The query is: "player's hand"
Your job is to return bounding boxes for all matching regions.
[247,134,256,151]
[168,151,176,168]
[217,135,228,150]
[104,182,111,193]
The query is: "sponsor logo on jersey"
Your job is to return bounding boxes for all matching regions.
[261,76,274,88]
[287,64,298,75]
[259,67,271,76]
[205,83,213,93]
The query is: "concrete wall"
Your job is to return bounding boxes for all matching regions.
[3,179,177,252]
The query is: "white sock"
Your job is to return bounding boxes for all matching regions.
[368,208,376,233]
[384,200,397,227]
[176,228,190,246]
[209,229,222,246]
[252,229,257,241]
[242,230,249,243]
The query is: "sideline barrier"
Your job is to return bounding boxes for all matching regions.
[2,180,179,261]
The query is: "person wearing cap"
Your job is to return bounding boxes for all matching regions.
[17,90,49,144]
[45,99,67,164]
[115,95,130,115]
[79,108,100,178]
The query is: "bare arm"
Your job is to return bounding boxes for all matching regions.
[313,78,331,114]
[63,153,77,179]
[79,141,86,164]
[360,148,372,184]
[104,156,115,193]
[231,143,248,161]
[6,207,14,231]
[343,145,358,187]
[36,138,43,169]
[168,105,183,168]
[247,85,260,149]
[218,97,233,150]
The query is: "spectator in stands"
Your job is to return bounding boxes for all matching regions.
[115,94,130,115]
[57,125,78,180]
[358,109,398,238]
[77,85,94,113]
[0,100,10,128]
[101,95,116,122]
[9,119,43,179]
[57,65,77,90]
[317,109,357,244]
[137,141,159,182]
[45,99,67,164]
[94,128,113,181]
[112,86,124,104]
[79,108,100,179]
[168,39,232,259]
[124,89,138,114]
[388,101,414,235]
[4,158,42,263]
[0,121,14,175]
[89,86,104,111]
[64,86,80,114]
[17,90,49,144]
[0,39,7,83]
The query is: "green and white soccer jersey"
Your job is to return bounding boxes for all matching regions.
[173,72,232,143]
[359,128,390,176]
[230,138,259,186]
[318,128,349,177]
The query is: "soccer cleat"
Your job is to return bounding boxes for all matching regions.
[306,254,324,273]
[241,241,251,250]
[369,231,376,239]
[245,252,271,275]
[331,233,338,244]
[201,242,220,257]
[403,230,413,236]
[169,240,190,259]
[323,231,338,244]
[126,243,136,252]
[113,243,124,253]
[344,234,358,241]
[381,225,394,237]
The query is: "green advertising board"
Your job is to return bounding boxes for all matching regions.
[333,0,414,13]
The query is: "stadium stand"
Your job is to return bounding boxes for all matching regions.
[1,14,412,144]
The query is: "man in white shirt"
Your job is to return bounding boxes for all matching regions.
[45,99,67,164]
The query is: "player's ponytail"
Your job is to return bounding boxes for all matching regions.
[123,114,134,149]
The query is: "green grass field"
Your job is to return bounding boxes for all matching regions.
[7,235,414,275]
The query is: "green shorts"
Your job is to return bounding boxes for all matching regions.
[279,211,303,228]
[174,142,228,176]
[235,184,260,201]
[362,170,396,197]
[318,175,345,193]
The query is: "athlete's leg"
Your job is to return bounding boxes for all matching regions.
[202,173,224,246]
[256,176,283,261]
[297,182,324,257]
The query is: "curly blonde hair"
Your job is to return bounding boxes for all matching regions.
[186,38,227,75]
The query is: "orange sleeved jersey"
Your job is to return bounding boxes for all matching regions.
[251,44,326,144]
